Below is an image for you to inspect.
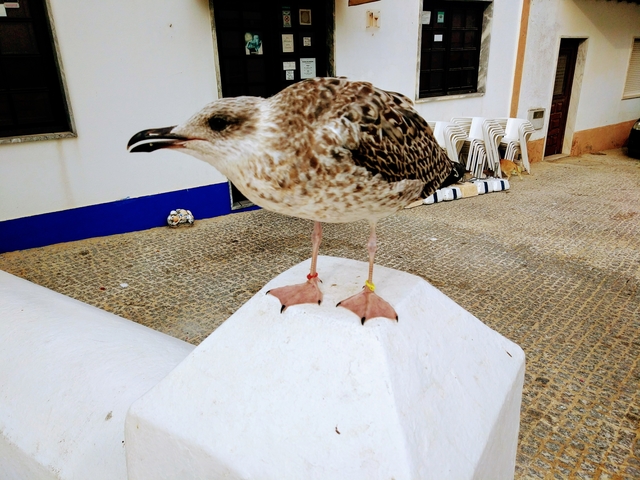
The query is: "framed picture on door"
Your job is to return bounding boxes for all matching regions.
[299,9,312,26]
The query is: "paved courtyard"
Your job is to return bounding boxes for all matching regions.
[1,149,638,479]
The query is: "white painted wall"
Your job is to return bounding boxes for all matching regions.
[9,0,637,224]
[0,0,225,222]
[334,0,524,123]
[518,0,640,143]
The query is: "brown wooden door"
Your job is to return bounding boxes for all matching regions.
[545,39,580,156]
[212,0,331,209]
[213,0,330,99]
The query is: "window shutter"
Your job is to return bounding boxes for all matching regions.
[623,38,640,99]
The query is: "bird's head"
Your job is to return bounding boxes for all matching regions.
[127,96,263,170]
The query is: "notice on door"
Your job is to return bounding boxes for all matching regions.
[300,58,316,79]
[282,34,294,53]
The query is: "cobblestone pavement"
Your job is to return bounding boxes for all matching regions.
[1,150,639,479]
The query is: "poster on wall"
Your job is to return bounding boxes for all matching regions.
[299,9,312,25]
[282,34,294,53]
[245,32,263,55]
[282,8,292,28]
[300,58,316,79]
[285,70,295,81]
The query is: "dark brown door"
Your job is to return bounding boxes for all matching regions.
[213,0,330,99]
[213,0,331,208]
[545,39,580,156]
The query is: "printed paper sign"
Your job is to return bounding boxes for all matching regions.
[434,34,443,42]
[282,9,292,28]
[300,58,316,79]
[283,61,296,70]
[285,70,295,81]
[303,36,312,47]
[282,34,294,53]
[421,11,431,25]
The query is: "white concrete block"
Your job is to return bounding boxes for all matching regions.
[126,256,525,479]
[0,271,195,479]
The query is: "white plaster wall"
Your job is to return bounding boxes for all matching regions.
[0,0,225,222]
[334,0,524,123]
[518,0,640,142]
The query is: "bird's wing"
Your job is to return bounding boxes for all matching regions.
[308,79,454,196]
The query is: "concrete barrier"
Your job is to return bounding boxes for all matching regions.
[0,271,195,479]
[126,256,525,479]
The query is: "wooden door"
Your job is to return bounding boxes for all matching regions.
[213,0,330,99]
[545,39,579,156]
[212,0,331,208]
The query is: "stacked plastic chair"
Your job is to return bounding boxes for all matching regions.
[498,119,535,173]
[451,117,503,178]
[428,121,467,165]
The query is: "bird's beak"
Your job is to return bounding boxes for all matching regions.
[127,126,188,153]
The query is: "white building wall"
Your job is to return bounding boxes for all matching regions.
[334,0,523,123]
[0,0,225,222]
[518,0,640,143]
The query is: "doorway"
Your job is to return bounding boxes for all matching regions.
[545,39,580,157]
[211,0,333,209]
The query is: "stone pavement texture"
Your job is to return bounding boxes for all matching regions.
[1,150,639,479]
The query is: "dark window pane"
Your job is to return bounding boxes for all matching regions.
[13,91,53,124]
[452,12,463,28]
[246,57,265,83]
[448,70,461,89]
[464,31,475,47]
[450,51,461,69]
[430,71,443,90]
[0,93,13,126]
[0,23,39,54]
[222,58,245,83]
[421,53,430,69]
[219,31,242,55]
[431,51,444,69]
[4,57,47,88]
[450,31,462,49]
[465,10,478,28]
[462,51,473,67]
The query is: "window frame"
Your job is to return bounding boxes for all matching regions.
[416,0,492,102]
[622,37,640,100]
[0,0,75,144]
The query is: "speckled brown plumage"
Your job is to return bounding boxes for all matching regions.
[128,77,462,323]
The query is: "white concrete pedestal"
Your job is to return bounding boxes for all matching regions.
[0,271,195,479]
[126,256,525,479]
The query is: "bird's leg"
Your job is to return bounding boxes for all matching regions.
[267,221,323,313]
[337,222,398,325]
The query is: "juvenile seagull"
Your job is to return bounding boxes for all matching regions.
[128,77,463,324]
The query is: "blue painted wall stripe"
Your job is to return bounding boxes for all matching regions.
[0,183,258,254]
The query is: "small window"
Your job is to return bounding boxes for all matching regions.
[418,1,490,99]
[0,0,71,138]
[623,38,640,99]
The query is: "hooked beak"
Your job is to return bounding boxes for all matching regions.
[127,126,188,153]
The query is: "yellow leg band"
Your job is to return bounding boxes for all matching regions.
[365,280,375,292]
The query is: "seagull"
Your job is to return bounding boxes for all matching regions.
[128,77,464,324]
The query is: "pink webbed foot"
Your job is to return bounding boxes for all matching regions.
[336,285,398,325]
[267,275,323,313]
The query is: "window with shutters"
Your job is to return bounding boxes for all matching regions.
[418,1,490,99]
[623,38,640,99]
[0,0,72,140]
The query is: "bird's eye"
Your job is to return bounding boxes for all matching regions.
[208,116,228,131]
